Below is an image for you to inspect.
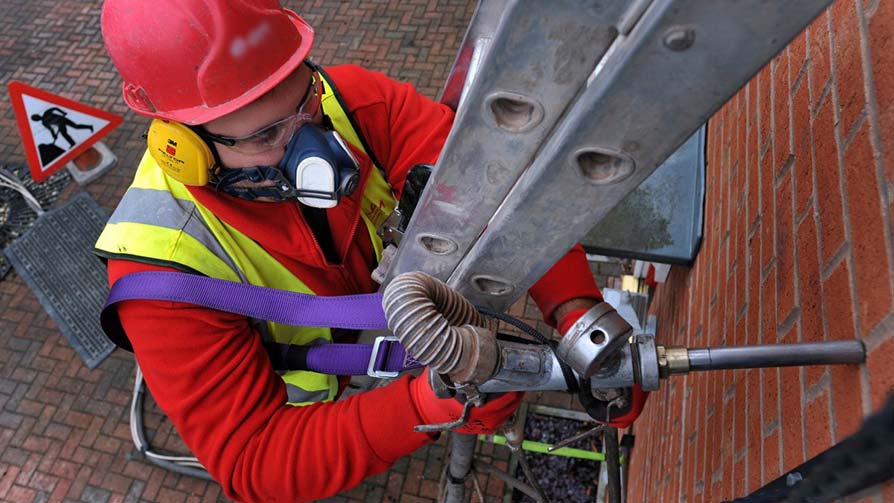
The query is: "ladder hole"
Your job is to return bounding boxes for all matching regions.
[418,234,458,255]
[576,150,634,185]
[487,94,543,132]
[472,276,514,296]
[663,26,696,52]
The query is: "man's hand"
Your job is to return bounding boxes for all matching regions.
[409,372,523,435]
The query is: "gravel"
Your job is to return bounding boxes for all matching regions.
[512,412,602,502]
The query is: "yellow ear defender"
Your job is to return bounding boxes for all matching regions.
[146,119,215,186]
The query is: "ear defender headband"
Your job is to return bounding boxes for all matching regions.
[146,119,216,186]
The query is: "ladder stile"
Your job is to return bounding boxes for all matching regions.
[437,0,509,111]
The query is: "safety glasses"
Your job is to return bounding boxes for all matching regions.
[201,66,322,154]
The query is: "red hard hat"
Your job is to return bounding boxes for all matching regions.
[101,0,314,125]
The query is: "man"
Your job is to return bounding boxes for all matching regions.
[97,1,607,502]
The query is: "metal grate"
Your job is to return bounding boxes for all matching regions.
[3,192,114,368]
[0,163,70,278]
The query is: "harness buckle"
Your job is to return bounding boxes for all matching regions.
[367,335,400,378]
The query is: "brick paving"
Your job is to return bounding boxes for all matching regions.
[0,1,606,502]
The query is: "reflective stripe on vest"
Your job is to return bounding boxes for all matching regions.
[318,69,397,260]
[96,70,397,406]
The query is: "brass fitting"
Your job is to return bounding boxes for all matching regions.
[656,345,690,378]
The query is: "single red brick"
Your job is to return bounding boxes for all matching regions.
[774,55,793,176]
[418,480,439,500]
[726,280,737,339]
[790,31,808,84]
[746,369,763,493]
[762,367,781,436]
[711,297,723,348]
[762,268,778,345]
[49,477,72,503]
[139,468,166,501]
[868,0,894,181]
[843,125,894,335]
[759,63,774,153]
[0,465,21,500]
[867,336,894,411]
[831,0,866,136]
[27,471,57,494]
[385,471,404,500]
[5,485,36,503]
[748,110,762,231]
[730,106,742,175]
[823,260,857,341]
[710,384,724,475]
[723,387,736,464]
[738,105,748,184]
[684,431,696,498]
[810,12,832,106]
[100,472,132,496]
[804,389,834,458]
[22,435,51,454]
[797,214,825,360]
[792,74,814,217]
[736,223,748,325]
[747,233,762,346]
[763,428,782,484]
[46,459,78,481]
[723,436,736,501]
[746,79,757,130]
[694,374,708,497]
[402,458,424,495]
[777,173,798,331]
[813,99,847,266]
[761,152,777,272]
[830,362,866,440]
[721,190,732,274]
[733,458,747,500]
[780,366,806,469]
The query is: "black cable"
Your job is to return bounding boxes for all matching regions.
[476,305,553,345]
[475,306,580,394]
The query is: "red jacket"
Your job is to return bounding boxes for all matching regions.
[107,65,600,502]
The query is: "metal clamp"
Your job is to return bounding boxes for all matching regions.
[556,302,633,378]
[367,335,400,378]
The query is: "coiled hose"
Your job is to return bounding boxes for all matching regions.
[382,271,498,384]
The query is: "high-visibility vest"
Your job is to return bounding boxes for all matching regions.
[95,69,398,406]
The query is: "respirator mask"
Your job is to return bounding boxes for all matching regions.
[212,124,361,207]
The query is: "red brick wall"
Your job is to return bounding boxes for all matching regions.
[627,1,894,501]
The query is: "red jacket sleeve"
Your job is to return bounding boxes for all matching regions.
[108,259,434,503]
[327,65,454,197]
[528,244,603,327]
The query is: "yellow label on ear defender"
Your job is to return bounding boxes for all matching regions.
[146,119,214,186]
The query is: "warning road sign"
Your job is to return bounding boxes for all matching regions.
[8,81,123,182]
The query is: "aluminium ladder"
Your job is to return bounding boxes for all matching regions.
[379,1,836,502]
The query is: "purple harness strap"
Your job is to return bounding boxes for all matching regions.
[103,271,422,376]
